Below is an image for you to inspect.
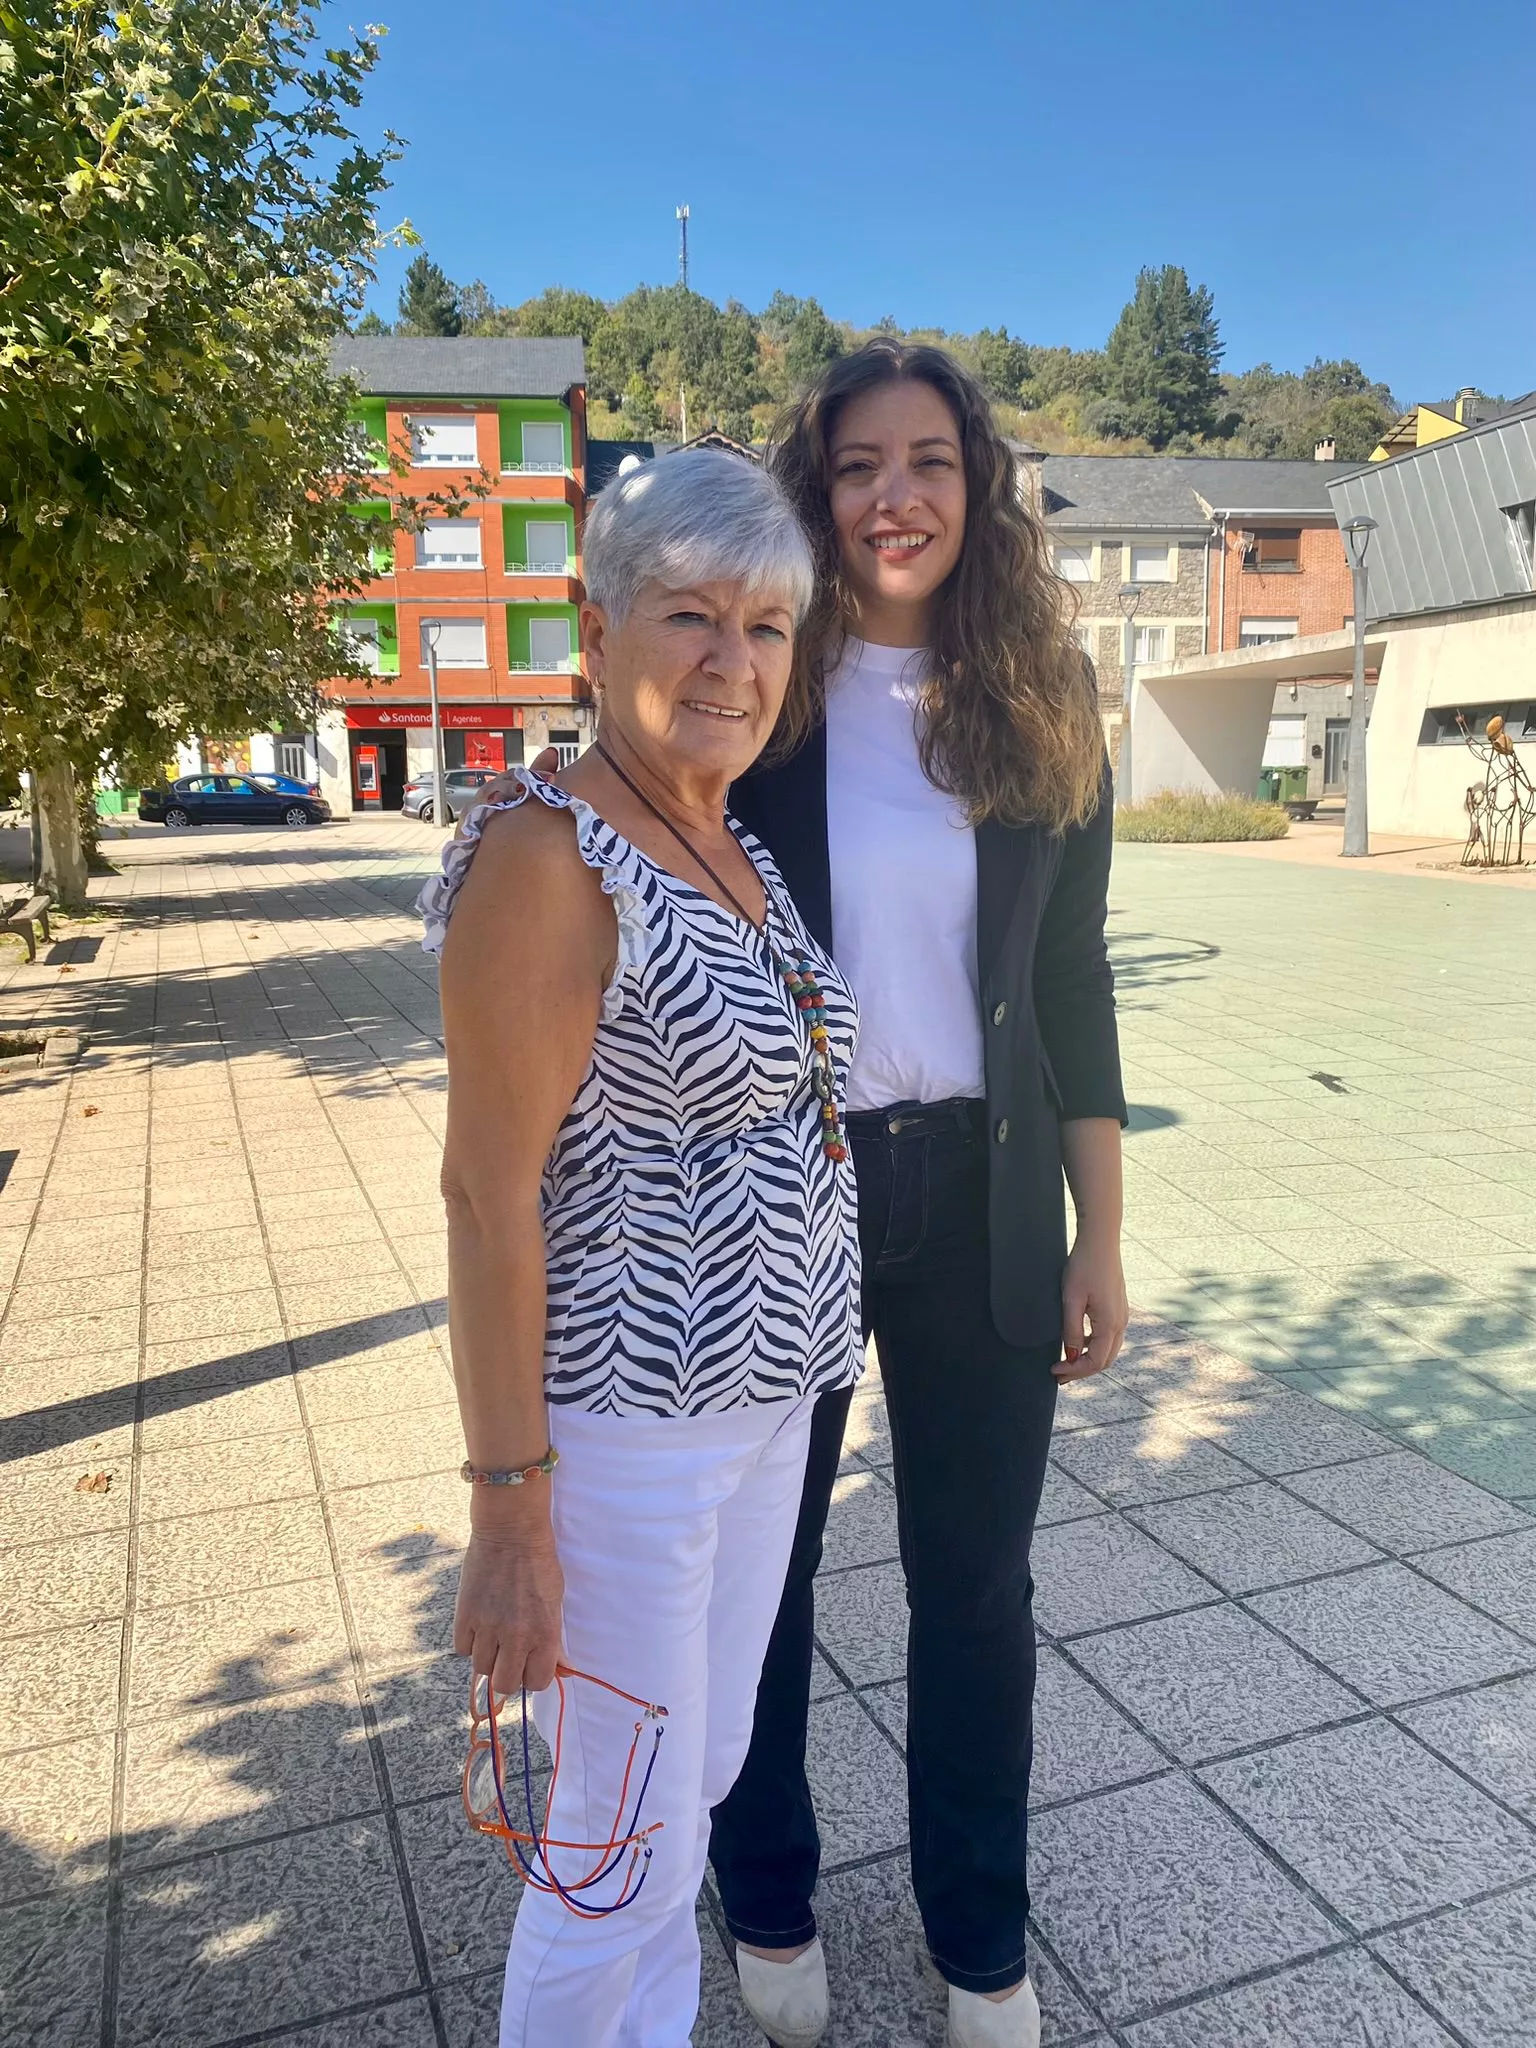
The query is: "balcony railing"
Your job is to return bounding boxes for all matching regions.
[509,658,582,675]
[504,558,575,577]
[499,462,572,478]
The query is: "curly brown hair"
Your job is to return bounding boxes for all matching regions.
[768,338,1104,833]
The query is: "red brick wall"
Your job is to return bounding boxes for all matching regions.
[1210,519,1354,651]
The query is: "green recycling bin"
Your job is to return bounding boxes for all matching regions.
[1256,768,1282,803]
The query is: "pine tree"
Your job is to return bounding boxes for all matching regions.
[1096,266,1227,447]
[397,254,462,337]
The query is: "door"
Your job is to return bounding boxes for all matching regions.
[378,733,408,810]
[528,615,572,672]
[1324,719,1349,792]
[213,775,268,822]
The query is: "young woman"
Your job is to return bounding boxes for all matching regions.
[425,449,862,2047]
[707,340,1128,2048]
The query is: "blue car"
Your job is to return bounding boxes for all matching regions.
[138,774,331,828]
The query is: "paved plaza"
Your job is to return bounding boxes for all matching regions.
[1,817,1533,2047]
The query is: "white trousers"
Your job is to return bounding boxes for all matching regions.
[499,1393,816,2048]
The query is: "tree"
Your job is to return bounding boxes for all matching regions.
[353,309,391,335]
[0,1,449,906]
[972,327,1033,403]
[396,253,462,336]
[453,278,497,331]
[502,287,609,345]
[783,297,845,393]
[1096,266,1228,447]
[1224,356,1397,461]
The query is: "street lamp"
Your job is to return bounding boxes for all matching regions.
[422,622,448,832]
[1340,516,1377,858]
[1114,582,1145,805]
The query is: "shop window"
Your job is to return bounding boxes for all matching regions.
[1242,528,1302,573]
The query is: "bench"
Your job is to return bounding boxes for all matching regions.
[0,892,52,963]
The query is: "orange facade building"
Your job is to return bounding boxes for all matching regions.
[322,336,592,814]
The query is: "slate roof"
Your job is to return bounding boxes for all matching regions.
[330,335,585,398]
[1040,454,1367,530]
[586,438,656,494]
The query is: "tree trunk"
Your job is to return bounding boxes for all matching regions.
[32,741,90,910]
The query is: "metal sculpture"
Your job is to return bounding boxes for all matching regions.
[1458,714,1536,867]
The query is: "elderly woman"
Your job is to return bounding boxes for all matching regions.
[420,448,861,2048]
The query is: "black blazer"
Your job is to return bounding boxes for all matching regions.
[733,723,1127,1348]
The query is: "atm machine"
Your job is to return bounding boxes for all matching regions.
[353,742,381,811]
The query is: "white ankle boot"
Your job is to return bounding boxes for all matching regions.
[735,1938,829,2048]
[947,1976,1042,2048]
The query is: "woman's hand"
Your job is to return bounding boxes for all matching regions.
[1057,1231,1128,1381]
[454,1503,565,1698]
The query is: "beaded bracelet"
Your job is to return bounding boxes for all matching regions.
[461,1449,560,1486]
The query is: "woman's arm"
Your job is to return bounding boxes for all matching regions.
[438,804,614,1697]
[1057,1117,1128,1381]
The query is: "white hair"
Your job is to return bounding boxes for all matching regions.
[584,447,815,627]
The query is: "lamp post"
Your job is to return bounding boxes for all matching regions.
[1340,517,1377,858]
[1114,582,1145,806]
[422,622,448,832]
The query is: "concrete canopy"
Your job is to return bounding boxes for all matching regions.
[1126,628,1387,801]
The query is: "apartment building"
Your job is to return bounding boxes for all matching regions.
[1041,452,1370,800]
[319,335,591,815]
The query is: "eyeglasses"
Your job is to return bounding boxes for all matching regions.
[463,1665,669,1918]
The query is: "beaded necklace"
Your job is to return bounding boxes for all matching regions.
[592,742,847,1163]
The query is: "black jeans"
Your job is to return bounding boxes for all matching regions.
[708,1099,1059,1994]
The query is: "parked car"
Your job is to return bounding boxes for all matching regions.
[138,774,331,829]
[401,767,496,824]
[251,772,322,797]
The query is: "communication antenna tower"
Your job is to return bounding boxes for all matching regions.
[676,204,690,289]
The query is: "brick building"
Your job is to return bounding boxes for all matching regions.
[1040,453,1372,800]
[318,335,593,816]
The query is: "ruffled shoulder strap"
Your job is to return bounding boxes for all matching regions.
[416,767,657,1021]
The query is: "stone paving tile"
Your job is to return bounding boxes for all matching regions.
[0,1885,108,2047]
[0,1734,115,1901]
[1120,1945,1458,2047]
[310,1402,465,1492]
[115,1817,417,2048]
[1048,1414,1255,1507]
[1410,1527,1536,1638]
[261,1996,441,2047]
[1127,1481,1383,1594]
[1396,1672,1536,1821]
[1,1617,123,1755]
[1249,1562,1536,1706]
[804,1693,907,1865]
[0,1527,129,1634]
[1027,1773,1334,2023]
[814,1559,909,1687]
[397,1793,516,1984]
[136,1430,316,1522]
[120,1679,378,1866]
[1030,1513,1214,1638]
[1282,1448,1531,1551]
[135,1497,332,1609]
[1173,1389,1394,1473]
[1036,1461,1113,1526]
[127,1576,351,1721]
[1372,1882,1536,2048]
[1030,1647,1166,1804]
[820,1467,902,1573]
[1070,1604,1359,1763]
[1203,1716,1536,1931]
[138,1371,304,1449]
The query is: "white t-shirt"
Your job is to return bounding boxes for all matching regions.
[824,639,985,1112]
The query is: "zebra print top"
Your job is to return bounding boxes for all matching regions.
[420,768,863,1419]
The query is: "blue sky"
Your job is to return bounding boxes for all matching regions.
[338,0,1536,402]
